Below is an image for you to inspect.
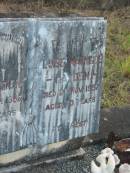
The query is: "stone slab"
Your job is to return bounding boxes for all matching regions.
[0,148,85,173]
[0,17,106,154]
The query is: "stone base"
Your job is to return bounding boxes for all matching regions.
[0,148,85,173]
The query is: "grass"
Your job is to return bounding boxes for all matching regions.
[121,56,130,78]
[102,56,130,108]
[122,34,130,52]
[101,9,130,108]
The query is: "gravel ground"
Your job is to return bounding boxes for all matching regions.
[19,143,106,173]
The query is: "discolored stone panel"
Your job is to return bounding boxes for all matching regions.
[0,18,106,154]
[0,21,27,154]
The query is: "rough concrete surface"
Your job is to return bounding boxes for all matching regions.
[18,143,105,173]
[99,105,130,139]
[83,105,130,143]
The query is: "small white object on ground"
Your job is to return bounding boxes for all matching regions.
[101,148,120,165]
[119,163,130,173]
[101,148,114,155]
[91,148,120,173]
[113,154,120,166]
[91,153,116,173]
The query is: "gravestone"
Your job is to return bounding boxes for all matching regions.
[0,18,106,155]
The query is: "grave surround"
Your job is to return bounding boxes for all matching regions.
[0,17,107,155]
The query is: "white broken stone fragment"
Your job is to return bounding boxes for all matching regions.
[113,154,120,166]
[101,148,120,165]
[119,163,130,173]
[91,148,120,173]
[101,148,114,155]
[91,153,116,173]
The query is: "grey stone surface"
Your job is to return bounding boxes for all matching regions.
[0,18,106,154]
[99,105,130,138]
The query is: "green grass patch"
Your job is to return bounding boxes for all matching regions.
[122,34,130,51]
[121,56,130,78]
[101,13,130,108]
[102,55,130,108]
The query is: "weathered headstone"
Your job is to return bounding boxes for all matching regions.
[0,18,106,154]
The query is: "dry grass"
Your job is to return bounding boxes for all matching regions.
[101,7,130,107]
